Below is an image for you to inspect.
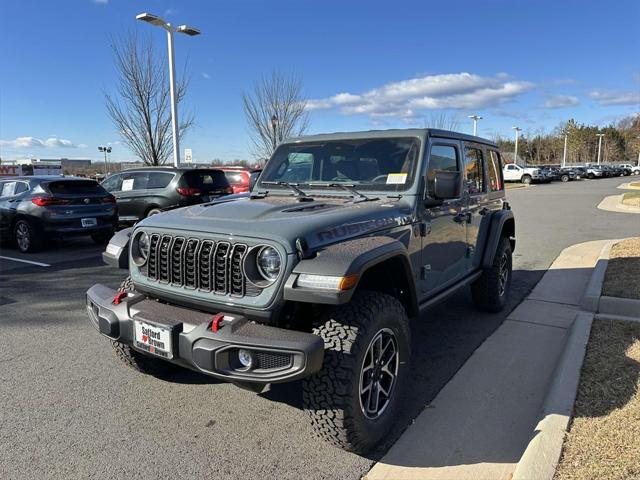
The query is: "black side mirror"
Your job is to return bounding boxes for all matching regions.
[425,170,460,205]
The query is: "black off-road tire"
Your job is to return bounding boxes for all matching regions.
[302,291,411,454]
[471,236,513,312]
[521,175,532,185]
[110,276,180,376]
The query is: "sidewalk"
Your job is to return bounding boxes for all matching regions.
[365,240,609,480]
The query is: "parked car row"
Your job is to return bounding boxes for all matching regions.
[503,163,639,184]
[0,166,263,253]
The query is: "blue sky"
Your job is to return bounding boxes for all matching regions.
[1,0,638,163]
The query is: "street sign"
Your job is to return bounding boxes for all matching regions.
[184,149,193,164]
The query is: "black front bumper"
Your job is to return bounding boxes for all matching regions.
[86,284,324,384]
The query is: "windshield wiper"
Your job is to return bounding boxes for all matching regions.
[307,183,376,202]
[260,181,310,198]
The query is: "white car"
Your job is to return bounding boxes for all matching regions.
[503,164,546,184]
[619,164,640,175]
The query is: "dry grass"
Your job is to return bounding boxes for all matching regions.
[602,237,640,300]
[622,192,640,207]
[555,320,640,480]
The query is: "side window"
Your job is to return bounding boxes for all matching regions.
[14,182,29,195]
[102,174,122,192]
[427,144,461,199]
[1,181,16,197]
[120,172,148,191]
[428,145,459,173]
[464,147,484,194]
[147,172,174,189]
[506,164,516,171]
[487,150,503,192]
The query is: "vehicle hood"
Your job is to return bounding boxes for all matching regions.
[137,194,416,253]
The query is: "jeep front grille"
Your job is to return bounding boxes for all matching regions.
[145,234,260,297]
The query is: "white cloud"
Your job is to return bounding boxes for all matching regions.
[202,72,211,79]
[589,90,640,106]
[0,136,82,149]
[307,73,534,120]
[543,94,579,109]
[164,8,177,16]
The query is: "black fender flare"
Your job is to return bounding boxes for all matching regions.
[283,236,418,315]
[474,210,515,269]
[102,227,133,269]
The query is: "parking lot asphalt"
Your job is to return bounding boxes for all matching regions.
[1,177,638,480]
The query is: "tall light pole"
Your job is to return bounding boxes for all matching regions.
[271,115,278,154]
[468,115,482,136]
[512,127,522,166]
[98,146,112,175]
[596,133,604,165]
[562,133,568,168]
[136,12,200,168]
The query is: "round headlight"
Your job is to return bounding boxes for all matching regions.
[132,231,150,266]
[257,246,281,281]
[139,232,150,260]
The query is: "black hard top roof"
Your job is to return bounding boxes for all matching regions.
[283,128,498,148]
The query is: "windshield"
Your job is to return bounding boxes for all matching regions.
[258,137,421,192]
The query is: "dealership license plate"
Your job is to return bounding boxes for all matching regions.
[134,321,173,359]
[81,217,97,227]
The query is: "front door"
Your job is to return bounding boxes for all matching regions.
[420,140,468,297]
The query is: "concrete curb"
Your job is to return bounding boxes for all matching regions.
[617,182,640,190]
[581,238,640,321]
[581,241,616,312]
[597,194,640,214]
[512,312,594,480]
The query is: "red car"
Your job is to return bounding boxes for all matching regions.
[219,167,262,194]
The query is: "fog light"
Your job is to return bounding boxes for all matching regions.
[238,349,253,369]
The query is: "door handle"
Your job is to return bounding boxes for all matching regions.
[479,207,490,216]
[454,212,471,223]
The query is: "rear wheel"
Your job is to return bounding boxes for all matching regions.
[521,175,532,185]
[14,219,43,253]
[110,276,180,376]
[471,237,512,312]
[146,208,162,217]
[302,291,411,454]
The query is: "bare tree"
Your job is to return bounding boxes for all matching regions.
[242,71,309,159]
[423,112,461,131]
[105,32,194,166]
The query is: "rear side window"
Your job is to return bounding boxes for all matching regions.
[46,180,105,195]
[464,147,485,194]
[14,182,29,194]
[182,170,230,192]
[147,172,174,189]
[487,150,503,191]
[223,172,246,185]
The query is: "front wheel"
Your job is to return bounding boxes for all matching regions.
[302,291,411,454]
[471,237,512,312]
[560,174,570,182]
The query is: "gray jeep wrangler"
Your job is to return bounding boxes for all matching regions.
[87,129,514,454]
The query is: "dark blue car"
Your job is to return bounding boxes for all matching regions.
[0,176,118,253]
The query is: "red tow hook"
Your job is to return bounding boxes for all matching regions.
[211,313,225,333]
[113,291,128,305]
